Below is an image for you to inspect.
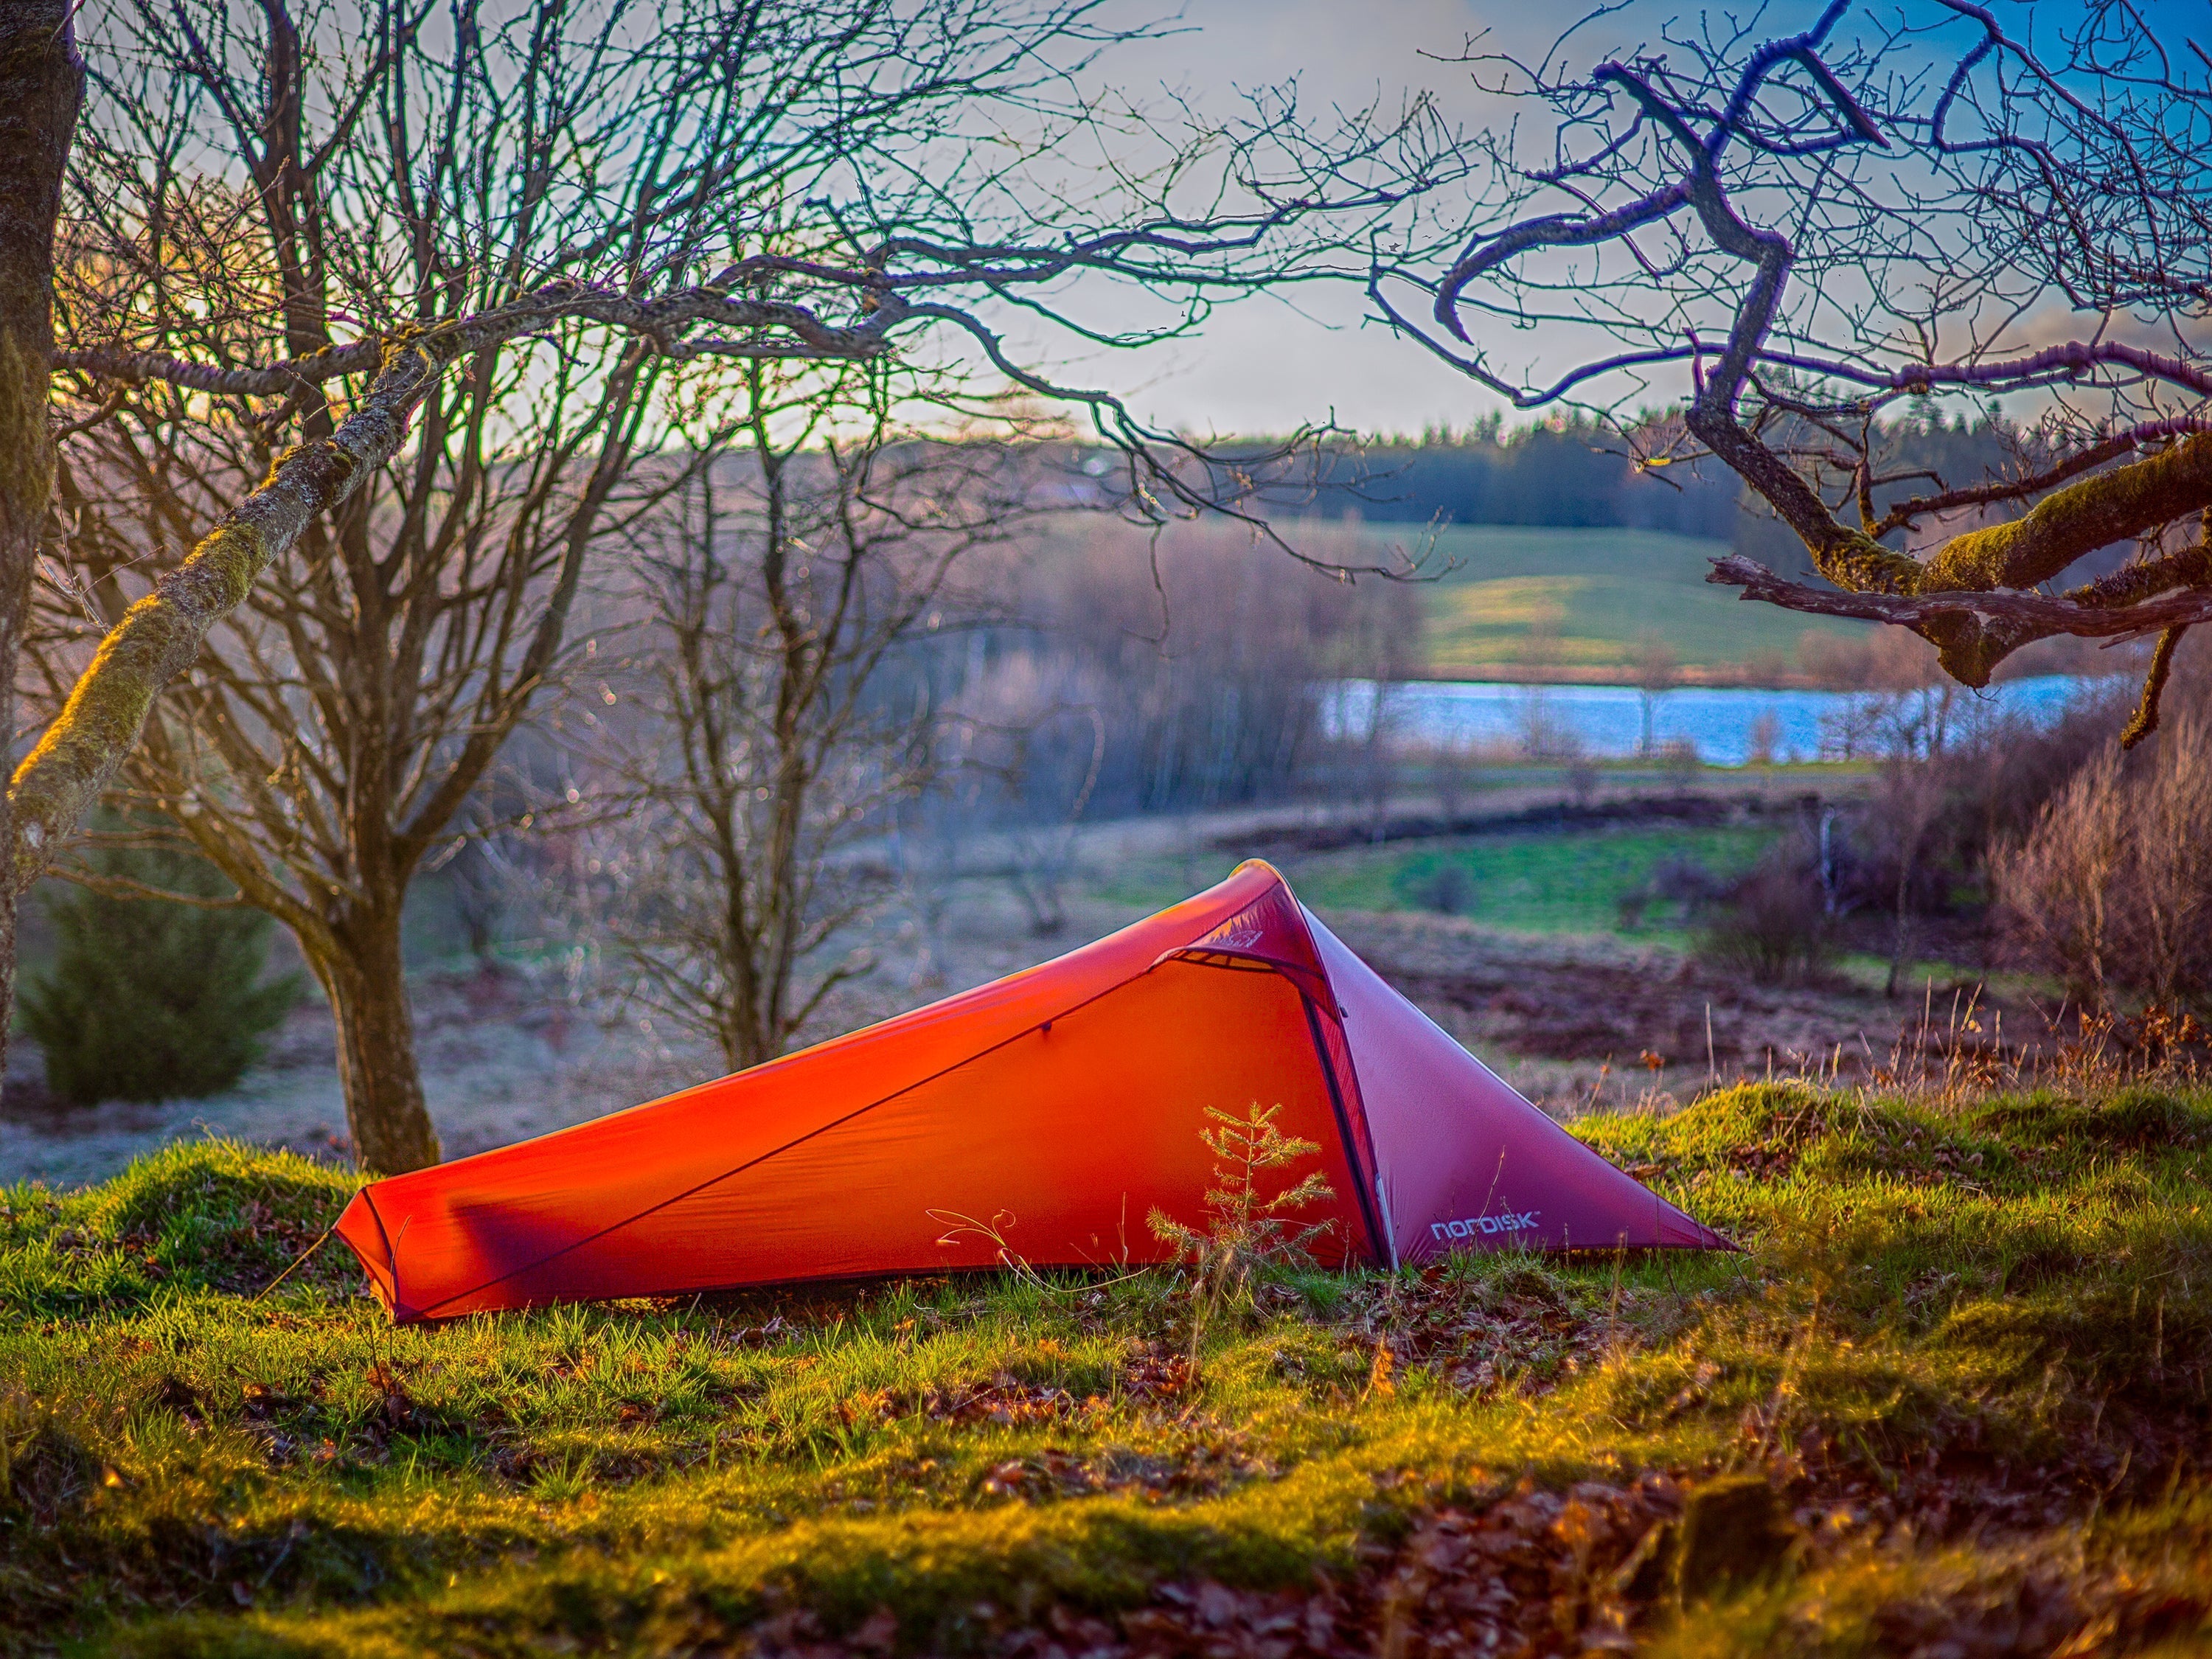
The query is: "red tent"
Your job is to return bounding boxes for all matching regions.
[335,860,1727,1321]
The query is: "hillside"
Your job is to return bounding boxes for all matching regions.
[4,1078,2209,1656]
[1393,525,1870,682]
[1025,517,1871,686]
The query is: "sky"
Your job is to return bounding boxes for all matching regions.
[1044,0,1512,439]
[1035,0,2206,441]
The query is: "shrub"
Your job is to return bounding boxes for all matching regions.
[1990,709,2212,1003]
[19,830,303,1105]
[1649,856,1728,911]
[1696,851,1835,982]
[1394,858,1474,916]
[1745,710,1783,766]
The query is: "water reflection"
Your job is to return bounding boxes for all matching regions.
[1325,675,2110,768]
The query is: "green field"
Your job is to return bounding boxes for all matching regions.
[1280,826,1780,939]
[1374,524,1868,678]
[6,1082,2211,1655]
[1034,516,1868,681]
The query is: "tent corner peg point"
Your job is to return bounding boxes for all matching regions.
[335,859,1732,1321]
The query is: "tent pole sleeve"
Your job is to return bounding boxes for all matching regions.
[359,1189,400,1320]
[1303,995,1389,1267]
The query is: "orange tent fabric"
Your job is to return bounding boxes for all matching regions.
[335,860,1727,1321]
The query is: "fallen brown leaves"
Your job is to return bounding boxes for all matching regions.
[1335,1265,1635,1402]
[841,1341,1200,1436]
[740,1473,1698,1659]
[732,1457,2211,1659]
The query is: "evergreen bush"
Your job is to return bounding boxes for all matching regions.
[18,827,303,1105]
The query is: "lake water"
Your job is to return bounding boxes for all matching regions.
[1326,673,2112,768]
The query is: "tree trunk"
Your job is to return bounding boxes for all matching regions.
[318,908,441,1175]
[0,7,83,1088]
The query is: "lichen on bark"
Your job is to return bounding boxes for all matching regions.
[8,520,269,873]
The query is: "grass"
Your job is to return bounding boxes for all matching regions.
[1280,824,1779,940]
[4,1078,2211,1655]
[1393,525,1870,677]
[1092,815,1787,936]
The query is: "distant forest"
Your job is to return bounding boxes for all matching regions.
[1300,411,2029,558]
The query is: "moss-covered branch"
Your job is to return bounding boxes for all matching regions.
[7,425,382,889]
[1917,434,2212,594]
[1705,434,2212,698]
[1705,552,2212,684]
[53,338,384,394]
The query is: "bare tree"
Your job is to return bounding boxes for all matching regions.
[1004,714,1107,939]
[2126,712,2212,1003]
[1380,1,2212,749]
[0,4,80,1088]
[22,1,1448,1169]
[571,371,1030,1072]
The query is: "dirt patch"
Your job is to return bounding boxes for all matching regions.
[1391,952,1866,1069]
[1323,910,2065,1105]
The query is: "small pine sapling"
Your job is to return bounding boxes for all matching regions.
[21,818,303,1105]
[1150,1101,1335,1360]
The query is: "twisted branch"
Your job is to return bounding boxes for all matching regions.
[1408,1,2212,728]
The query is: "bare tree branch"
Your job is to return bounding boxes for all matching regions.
[1388,0,2212,728]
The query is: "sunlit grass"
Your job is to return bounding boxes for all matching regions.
[5,1080,2211,1654]
[1406,524,1867,675]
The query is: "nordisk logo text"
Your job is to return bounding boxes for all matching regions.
[1432,1210,1540,1241]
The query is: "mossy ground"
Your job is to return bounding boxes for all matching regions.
[4,1082,2211,1656]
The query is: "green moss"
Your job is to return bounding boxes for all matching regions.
[1921,434,2212,595]
[1809,528,1925,598]
[1970,1084,2212,1150]
[1,1139,356,1315]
